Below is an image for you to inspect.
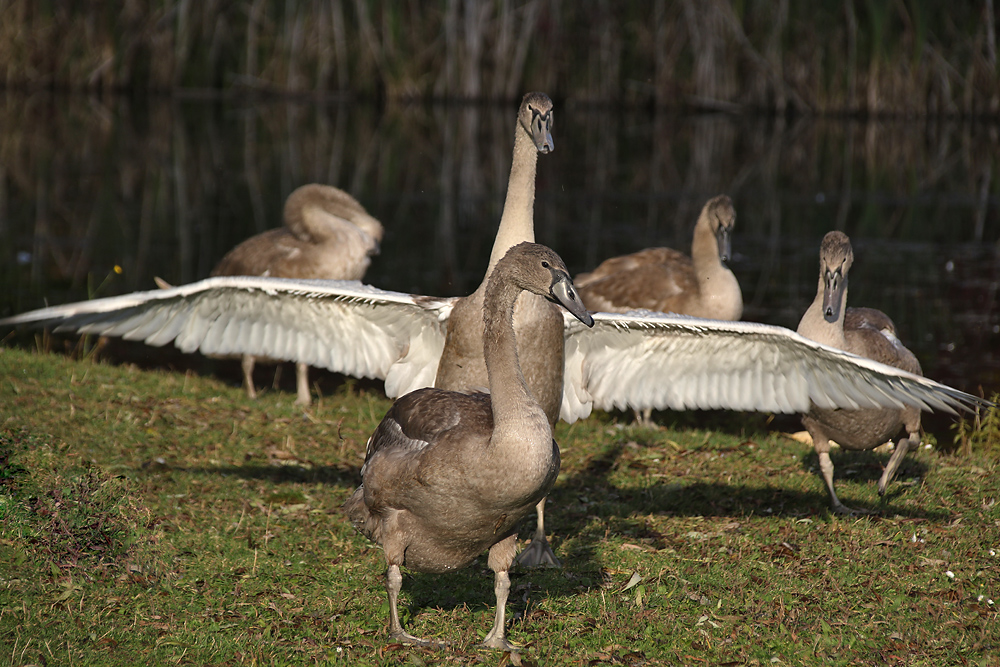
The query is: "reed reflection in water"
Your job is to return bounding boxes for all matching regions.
[1,93,997,406]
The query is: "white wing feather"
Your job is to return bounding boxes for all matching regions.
[1,276,453,393]
[560,309,985,423]
[3,285,987,420]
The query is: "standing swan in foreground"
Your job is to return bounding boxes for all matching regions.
[575,195,742,321]
[797,231,922,514]
[343,243,594,650]
[434,91,562,568]
[211,184,384,405]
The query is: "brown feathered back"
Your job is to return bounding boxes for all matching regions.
[575,195,742,320]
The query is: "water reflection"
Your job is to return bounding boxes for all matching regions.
[1,93,997,404]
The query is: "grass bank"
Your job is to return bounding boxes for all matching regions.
[1,346,999,665]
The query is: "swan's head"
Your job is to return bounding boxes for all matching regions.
[819,231,854,324]
[520,92,554,155]
[703,195,736,263]
[496,242,594,328]
[354,213,385,245]
[354,213,385,256]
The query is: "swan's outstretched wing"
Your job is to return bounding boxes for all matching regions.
[560,310,990,423]
[1,276,454,395]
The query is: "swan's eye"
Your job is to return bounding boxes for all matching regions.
[541,261,550,268]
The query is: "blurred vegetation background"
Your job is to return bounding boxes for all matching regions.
[2,0,998,114]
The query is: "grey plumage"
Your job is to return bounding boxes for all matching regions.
[576,195,742,321]
[797,231,923,514]
[433,91,563,568]
[343,243,593,650]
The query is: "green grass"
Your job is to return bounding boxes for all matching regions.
[1,346,999,665]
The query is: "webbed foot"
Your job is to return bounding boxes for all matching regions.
[515,535,561,568]
[481,635,521,652]
[831,500,876,516]
[389,629,448,648]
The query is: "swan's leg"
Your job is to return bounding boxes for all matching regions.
[241,355,258,399]
[879,425,918,496]
[514,499,560,568]
[818,450,846,514]
[805,419,871,515]
[294,362,312,406]
[483,535,519,651]
[385,564,439,647]
[633,407,654,427]
[385,564,408,640]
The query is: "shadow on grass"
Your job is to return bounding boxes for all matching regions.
[144,402,947,626]
[179,462,362,488]
[170,405,935,524]
[177,410,944,551]
[550,408,946,526]
[24,334,387,406]
[547,475,947,534]
[168,465,608,623]
[388,559,602,637]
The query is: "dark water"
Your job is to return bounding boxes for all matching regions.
[2,93,998,420]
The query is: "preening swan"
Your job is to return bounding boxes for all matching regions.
[343,242,593,649]
[796,231,923,514]
[209,184,383,405]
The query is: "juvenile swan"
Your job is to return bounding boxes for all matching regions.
[343,243,594,650]
[575,195,742,320]
[211,184,384,405]
[797,231,922,514]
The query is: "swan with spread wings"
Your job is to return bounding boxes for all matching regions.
[1,272,989,421]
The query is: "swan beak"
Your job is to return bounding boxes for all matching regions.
[551,275,594,327]
[532,119,554,154]
[535,131,553,154]
[822,269,845,323]
[716,225,732,263]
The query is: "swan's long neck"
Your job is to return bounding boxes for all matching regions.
[288,204,343,243]
[485,124,537,275]
[690,217,721,276]
[482,276,548,447]
[799,269,848,348]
